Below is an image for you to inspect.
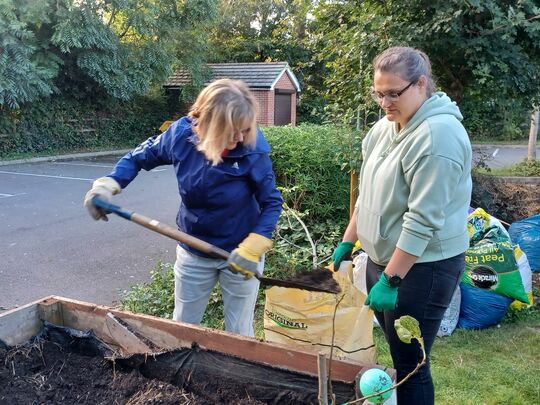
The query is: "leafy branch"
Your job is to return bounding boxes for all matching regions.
[345,315,426,404]
[279,203,318,269]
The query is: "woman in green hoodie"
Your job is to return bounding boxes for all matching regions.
[333,47,472,404]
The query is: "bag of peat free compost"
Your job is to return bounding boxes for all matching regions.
[467,207,511,244]
[461,239,530,304]
[264,269,376,364]
[509,246,534,310]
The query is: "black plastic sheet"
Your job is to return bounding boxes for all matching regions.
[31,322,357,404]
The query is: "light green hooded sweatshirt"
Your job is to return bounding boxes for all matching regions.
[356,92,472,265]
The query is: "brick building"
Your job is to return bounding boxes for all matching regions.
[163,62,301,126]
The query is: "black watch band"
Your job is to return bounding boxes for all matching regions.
[384,272,402,287]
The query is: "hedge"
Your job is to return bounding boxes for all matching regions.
[0,95,172,159]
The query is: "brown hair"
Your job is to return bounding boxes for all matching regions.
[373,46,437,96]
[189,79,258,165]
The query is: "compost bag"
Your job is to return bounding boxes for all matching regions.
[264,270,376,364]
[509,214,540,272]
[457,283,512,329]
[510,246,534,309]
[467,207,511,244]
[462,238,529,304]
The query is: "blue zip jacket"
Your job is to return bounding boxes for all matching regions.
[107,116,283,257]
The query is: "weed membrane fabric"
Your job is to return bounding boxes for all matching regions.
[0,322,356,404]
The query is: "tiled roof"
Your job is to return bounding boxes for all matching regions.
[164,62,301,91]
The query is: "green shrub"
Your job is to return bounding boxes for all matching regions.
[0,93,171,159]
[264,124,353,223]
[118,261,175,318]
[261,124,358,274]
[460,96,530,141]
[509,159,540,177]
[266,211,345,277]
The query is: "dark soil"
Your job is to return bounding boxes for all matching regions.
[0,340,263,405]
[0,324,355,405]
[472,174,540,223]
[285,267,341,293]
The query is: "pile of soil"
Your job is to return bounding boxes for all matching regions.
[0,324,356,404]
[472,174,540,223]
[0,340,262,405]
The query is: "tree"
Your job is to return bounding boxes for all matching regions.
[0,0,60,108]
[312,0,389,123]
[0,0,217,107]
[208,0,301,63]
[312,0,540,127]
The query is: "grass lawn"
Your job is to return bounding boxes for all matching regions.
[372,314,540,405]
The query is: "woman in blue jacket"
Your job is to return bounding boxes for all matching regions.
[84,79,283,337]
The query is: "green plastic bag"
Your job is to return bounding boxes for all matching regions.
[462,240,529,304]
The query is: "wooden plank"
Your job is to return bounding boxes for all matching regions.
[1,296,396,384]
[38,301,64,325]
[105,312,151,354]
[318,352,329,405]
[0,298,49,346]
[52,296,379,383]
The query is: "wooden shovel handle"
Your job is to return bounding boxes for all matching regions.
[91,197,230,259]
[91,197,340,294]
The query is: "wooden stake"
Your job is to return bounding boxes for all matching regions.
[318,352,328,405]
[528,107,539,161]
[349,171,359,219]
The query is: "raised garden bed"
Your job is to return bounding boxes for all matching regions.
[0,296,395,404]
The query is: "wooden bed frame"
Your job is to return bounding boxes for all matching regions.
[0,295,395,386]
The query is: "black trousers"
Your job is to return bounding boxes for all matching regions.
[366,254,464,405]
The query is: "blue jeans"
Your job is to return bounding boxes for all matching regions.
[173,245,263,337]
[366,254,464,405]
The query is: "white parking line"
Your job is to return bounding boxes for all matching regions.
[54,162,115,168]
[55,162,165,172]
[0,170,93,181]
[0,192,25,199]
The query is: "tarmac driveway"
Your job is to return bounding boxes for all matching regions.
[0,155,178,311]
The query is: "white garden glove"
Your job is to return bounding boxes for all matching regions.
[83,177,121,221]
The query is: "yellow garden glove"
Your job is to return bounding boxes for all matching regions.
[227,233,273,279]
[83,177,121,221]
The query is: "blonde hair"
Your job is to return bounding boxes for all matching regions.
[373,46,437,96]
[189,79,258,165]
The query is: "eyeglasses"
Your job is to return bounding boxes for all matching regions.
[371,81,416,103]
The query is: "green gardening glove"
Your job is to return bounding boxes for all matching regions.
[331,241,355,270]
[365,274,398,312]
